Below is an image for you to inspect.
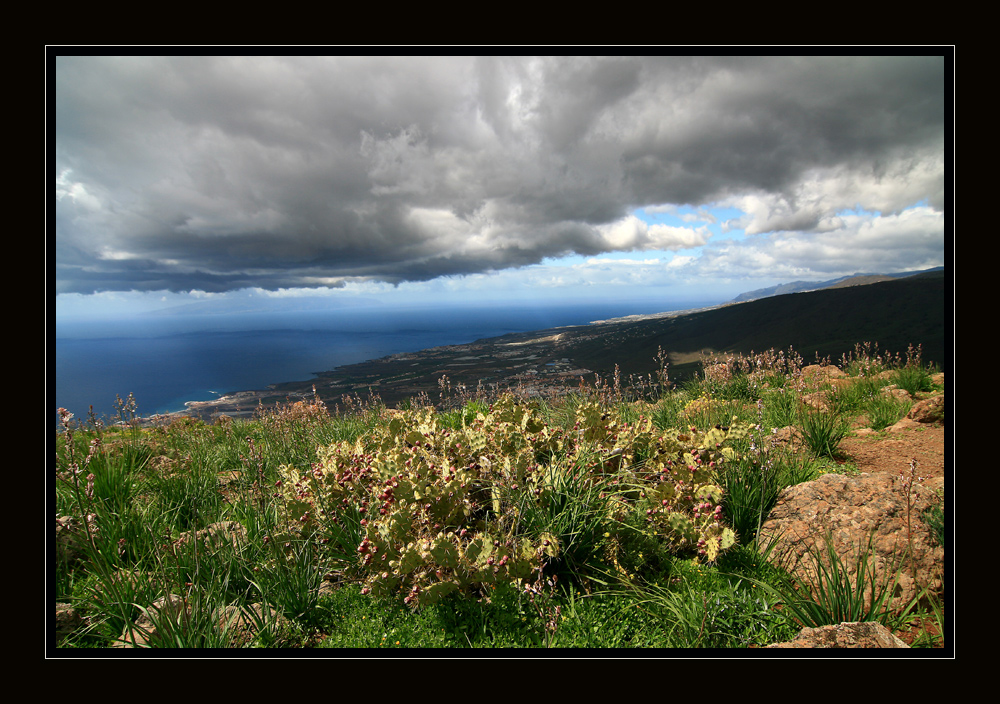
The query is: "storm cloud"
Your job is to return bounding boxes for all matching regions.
[53,55,946,295]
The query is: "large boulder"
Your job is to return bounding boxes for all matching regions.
[908,395,945,424]
[766,622,909,648]
[758,472,943,612]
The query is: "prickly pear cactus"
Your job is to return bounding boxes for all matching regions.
[280,393,751,605]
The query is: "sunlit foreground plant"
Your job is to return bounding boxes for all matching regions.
[276,394,750,607]
[797,402,851,459]
[748,531,916,632]
[629,575,795,648]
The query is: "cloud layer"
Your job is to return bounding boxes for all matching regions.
[54,55,946,295]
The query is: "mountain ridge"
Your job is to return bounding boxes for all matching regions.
[729,266,944,303]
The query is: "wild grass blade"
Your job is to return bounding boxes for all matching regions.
[797,403,850,458]
[748,530,910,631]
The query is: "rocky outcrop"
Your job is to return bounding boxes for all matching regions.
[766,622,909,648]
[758,472,944,612]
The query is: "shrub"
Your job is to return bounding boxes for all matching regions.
[678,393,746,429]
[276,394,751,606]
[893,366,934,396]
[839,341,891,378]
[679,393,722,427]
[718,440,781,547]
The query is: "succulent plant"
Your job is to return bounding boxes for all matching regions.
[275,394,750,605]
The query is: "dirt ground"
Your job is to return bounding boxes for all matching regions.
[840,421,947,483]
[835,415,948,648]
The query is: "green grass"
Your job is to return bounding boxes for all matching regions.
[866,392,913,431]
[797,404,852,459]
[52,345,946,650]
[746,531,915,632]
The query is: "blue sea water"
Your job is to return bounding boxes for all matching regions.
[53,299,708,425]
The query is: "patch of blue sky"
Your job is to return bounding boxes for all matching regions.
[836,205,883,218]
[634,204,747,241]
[836,200,933,223]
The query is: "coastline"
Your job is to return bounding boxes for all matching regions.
[158,302,724,424]
[137,271,947,427]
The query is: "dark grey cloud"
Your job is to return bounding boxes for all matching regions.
[53,55,947,294]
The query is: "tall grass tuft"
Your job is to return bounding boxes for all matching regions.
[866,393,913,431]
[797,403,851,458]
[751,531,912,631]
[892,344,936,396]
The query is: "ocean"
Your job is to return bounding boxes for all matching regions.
[53,299,710,425]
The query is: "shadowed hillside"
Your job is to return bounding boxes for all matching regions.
[563,271,946,382]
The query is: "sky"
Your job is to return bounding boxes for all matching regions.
[52,54,948,321]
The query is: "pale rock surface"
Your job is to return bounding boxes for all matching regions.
[766,621,909,648]
[758,472,944,612]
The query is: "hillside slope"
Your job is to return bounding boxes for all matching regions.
[568,271,946,380]
[730,266,944,302]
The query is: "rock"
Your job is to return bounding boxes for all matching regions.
[92,568,157,604]
[213,603,288,647]
[799,391,831,412]
[925,476,945,494]
[801,364,847,380]
[147,454,179,475]
[113,594,191,648]
[800,364,847,390]
[766,622,909,648]
[771,425,801,446]
[114,595,286,648]
[55,603,83,643]
[908,395,944,423]
[888,417,922,432]
[704,363,733,384]
[171,520,247,553]
[55,514,97,565]
[880,386,913,402]
[758,472,944,612]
